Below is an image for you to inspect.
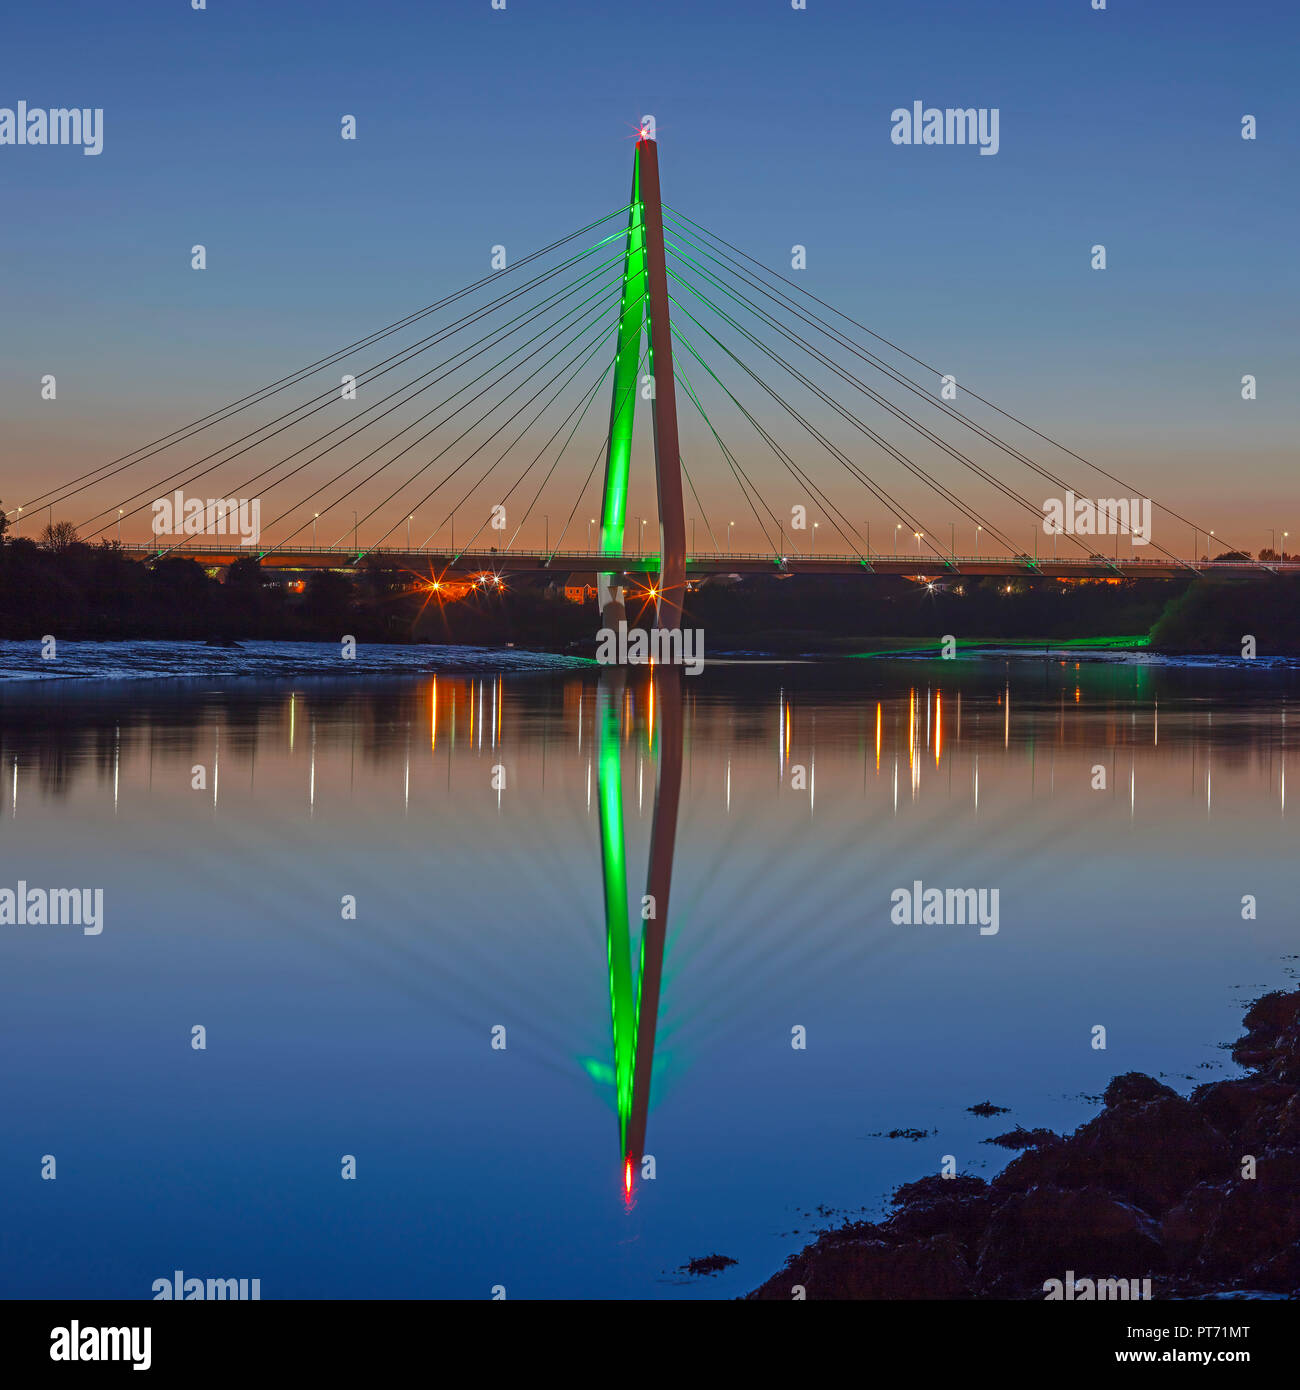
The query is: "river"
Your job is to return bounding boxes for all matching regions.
[0,641,1294,1298]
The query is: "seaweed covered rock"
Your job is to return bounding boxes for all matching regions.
[746,987,1300,1299]
[975,1187,1164,1295]
[748,1232,973,1301]
[993,1090,1229,1214]
[885,1174,994,1249]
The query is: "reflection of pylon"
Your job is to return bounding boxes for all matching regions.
[595,669,683,1199]
[597,136,687,637]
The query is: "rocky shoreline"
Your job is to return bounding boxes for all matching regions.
[748,989,1300,1299]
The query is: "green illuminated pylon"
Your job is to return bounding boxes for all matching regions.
[597,153,647,625]
[596,136,687,634]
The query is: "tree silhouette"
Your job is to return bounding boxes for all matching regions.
[40,520,80,552]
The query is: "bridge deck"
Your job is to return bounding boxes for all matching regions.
[115,545,1294,581]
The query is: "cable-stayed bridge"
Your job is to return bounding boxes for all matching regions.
[8,135,1286,635]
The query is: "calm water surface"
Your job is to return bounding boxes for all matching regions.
[0,642,1295,1298]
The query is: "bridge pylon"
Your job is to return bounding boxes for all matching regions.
[597,135,687,636]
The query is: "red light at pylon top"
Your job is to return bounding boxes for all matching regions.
[624,1158,633,1196]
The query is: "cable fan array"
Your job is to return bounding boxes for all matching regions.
[6,199,1246,569]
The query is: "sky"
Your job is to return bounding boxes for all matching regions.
[1,0,1296,557]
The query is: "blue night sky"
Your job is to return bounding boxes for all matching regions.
[1,0,1296,552]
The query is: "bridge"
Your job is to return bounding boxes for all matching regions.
[7,130,1284,637]
[112,541,1297,582]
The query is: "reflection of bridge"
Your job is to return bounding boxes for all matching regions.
[2,662,1288,1196]
[10,132,1284,643]
[113,542,1299,582]
[598,669,682,1203]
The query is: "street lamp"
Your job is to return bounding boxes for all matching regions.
[812,521,819,555]
[975,524,982,558]
[914,531,923,555]
[637,516,644,557]
[352,510,358,550]
[894,523,901,556]
[949,521,955,558]
[313,512,319,546]
[117,508,123,545]
[544,514,549,553]
[727,520,734,556]
[587,518,595,551]
[15,507,21,536]
[407,515,413,550]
